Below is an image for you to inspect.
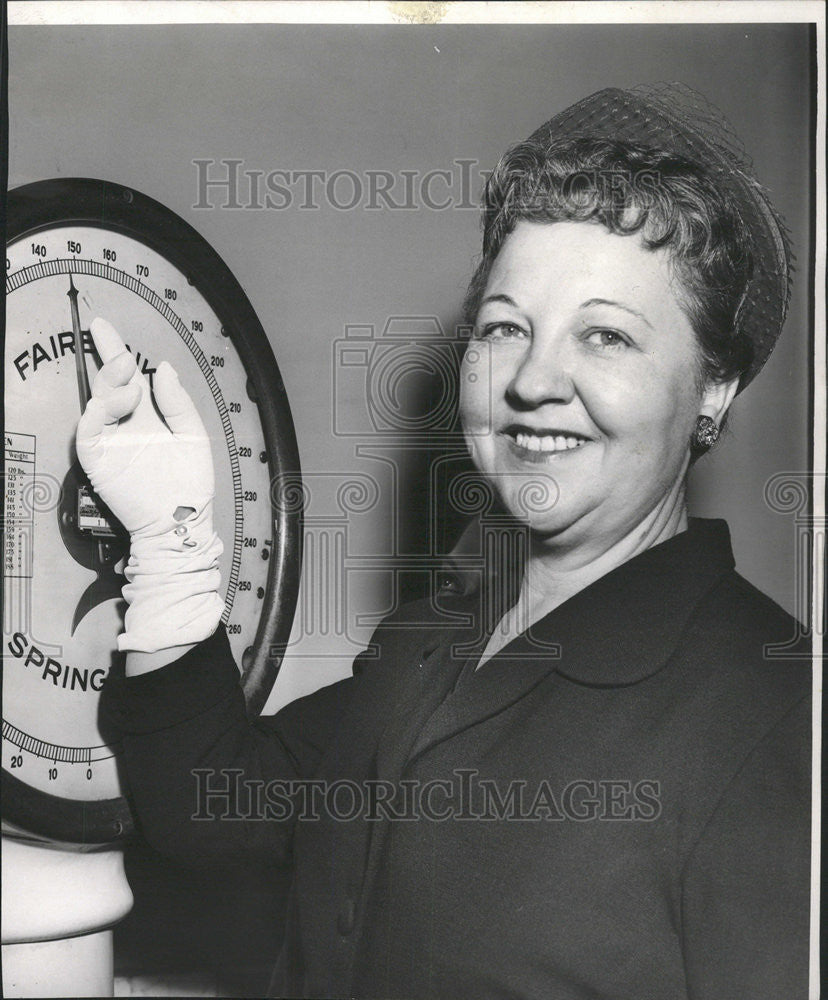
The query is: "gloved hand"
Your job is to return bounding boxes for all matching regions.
[76,318,224,652]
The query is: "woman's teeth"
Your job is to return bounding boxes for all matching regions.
[514,432,585,453]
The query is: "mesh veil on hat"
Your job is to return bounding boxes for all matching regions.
[525,83,794,391]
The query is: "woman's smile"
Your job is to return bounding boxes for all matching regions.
[504,427,592,460]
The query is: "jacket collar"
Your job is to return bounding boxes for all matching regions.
[497,517,736,687]
[401,519,735,769]
[434,517,736,688]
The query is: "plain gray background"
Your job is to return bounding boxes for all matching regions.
[8,22,814,709]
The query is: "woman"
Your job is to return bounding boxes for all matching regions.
[78,85,811,999]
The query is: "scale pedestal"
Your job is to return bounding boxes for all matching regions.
[1,834,134,998]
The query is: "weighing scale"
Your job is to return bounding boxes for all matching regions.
[3,178,303,995]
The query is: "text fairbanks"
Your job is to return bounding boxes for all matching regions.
[192,769,661,823]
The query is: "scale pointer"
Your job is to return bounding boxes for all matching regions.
[67,273,92,409]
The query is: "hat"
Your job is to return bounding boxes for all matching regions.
[526,83,794,391]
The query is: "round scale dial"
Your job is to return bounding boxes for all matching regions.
[3,179,302,843]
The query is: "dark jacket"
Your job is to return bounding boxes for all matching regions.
[106,519,811,999]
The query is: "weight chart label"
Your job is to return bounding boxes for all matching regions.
[4,432,36,579]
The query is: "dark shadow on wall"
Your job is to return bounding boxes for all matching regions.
[384,314,479,605]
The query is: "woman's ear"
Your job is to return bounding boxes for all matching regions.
[699,375,740,425]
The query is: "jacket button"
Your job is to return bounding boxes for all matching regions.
[337,898,355,936]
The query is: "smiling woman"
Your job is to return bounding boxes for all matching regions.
[462,222,715,553]
[454,91,796,663]
[83,82,811,1000]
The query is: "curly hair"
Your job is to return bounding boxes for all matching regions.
[463,135,756,390]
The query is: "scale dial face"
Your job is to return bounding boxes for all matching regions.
[3,179,302,843]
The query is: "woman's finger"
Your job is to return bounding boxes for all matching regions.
[76,396,109,465]
[92,349,139,396]
[76,382,144,476]
[102,382,143,422]
[79,382,143,443]
[90,317,130,364]
[153,361,209,441]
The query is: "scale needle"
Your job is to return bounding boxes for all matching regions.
[68,274,92,408]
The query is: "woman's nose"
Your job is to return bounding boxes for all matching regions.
[505,339,575,409]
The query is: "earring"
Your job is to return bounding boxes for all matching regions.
[693,414,720,450]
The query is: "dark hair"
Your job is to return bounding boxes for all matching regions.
[463,135,755,389]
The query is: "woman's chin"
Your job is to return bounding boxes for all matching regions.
[492,486,584,540]
[517,510,582,540]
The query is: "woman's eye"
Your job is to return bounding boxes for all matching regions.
[585,328,629,349]
[476,321,527,341]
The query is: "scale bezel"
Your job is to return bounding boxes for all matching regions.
[3,177,303,844]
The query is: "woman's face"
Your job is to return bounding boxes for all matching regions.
[460,220,711,552]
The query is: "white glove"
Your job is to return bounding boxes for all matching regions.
[76,318,223,652]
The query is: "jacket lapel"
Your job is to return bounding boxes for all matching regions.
[403,519,736,767]
[371,626,467,780]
